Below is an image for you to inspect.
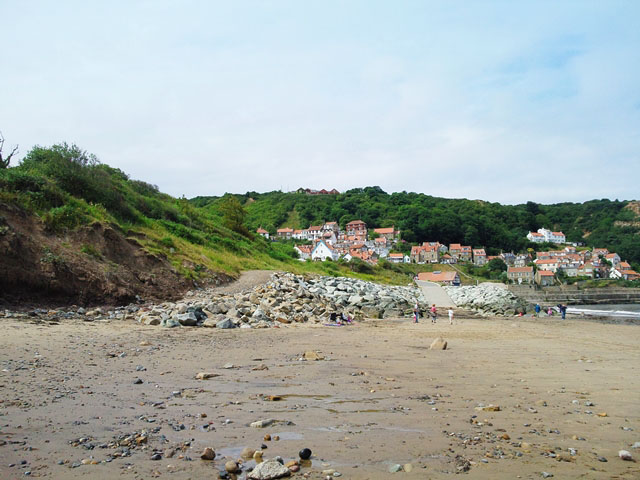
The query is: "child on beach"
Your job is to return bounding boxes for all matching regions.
[448,308,454,325]
[430,304,437,323]
[413,302,419,323]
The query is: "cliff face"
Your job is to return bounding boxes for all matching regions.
[0,202,198,307]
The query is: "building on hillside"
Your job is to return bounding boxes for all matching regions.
[610,268,640,281]
[311,241,338,261]
[410,243,439,264]
[535,270,555,286]
[417,271,460,286]
[527,228,566,244]
[373,226,400,242]
[507,266,534,284]
[449,244,462,259]
[514,253,532,267]
[577,262,595,278]
[500,252,516,266]
[346,220,367,237]
[387,253,405,264]
[307,225,323,241]
[440,253,456,264]
[322,221,339,234]
[473,248,487,266]
[256,227,269,239]
[605,253,621,267]
[276,228,293,240]
[294,244,312,261]
[534,258,559,273]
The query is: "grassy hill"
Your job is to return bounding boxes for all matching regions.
[193,189,640,269]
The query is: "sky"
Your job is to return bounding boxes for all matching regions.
[1,1,639,204]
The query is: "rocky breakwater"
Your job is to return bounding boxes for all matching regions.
[135,272,426,328]
[444,283,530,316]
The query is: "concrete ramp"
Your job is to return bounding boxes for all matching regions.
[415,280,456,308]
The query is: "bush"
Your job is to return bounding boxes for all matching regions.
[42,204,87,232]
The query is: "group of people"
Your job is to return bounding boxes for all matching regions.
[534,303,568,320]
[413,303,455,325]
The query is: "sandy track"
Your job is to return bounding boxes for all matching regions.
[1,314,639,479]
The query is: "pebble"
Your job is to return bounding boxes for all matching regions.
[133,378,143,385]
[541,473,553,478]
[597,456,607,462]
[299,448,312,460]
[225,460,239,473]
[201,448,216,460]
[632,442,640,449]
[151,453,162,461]
[619,450,633,461]
[388,464,403,473]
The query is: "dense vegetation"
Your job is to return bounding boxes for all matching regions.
[0,143,302,280]
[193,187,640,269]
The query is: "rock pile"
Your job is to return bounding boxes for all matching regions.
[134,272,427,328]
[444,283,529,316]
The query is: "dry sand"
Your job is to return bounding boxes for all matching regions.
[1,313,639,479]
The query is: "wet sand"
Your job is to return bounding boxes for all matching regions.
[1,314,639,479]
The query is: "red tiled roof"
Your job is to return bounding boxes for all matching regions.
[277,228,293,233]
[538,271,554,276]
[508,267,534,273]
[418,271,458,282]
[256,228,268,234]
[374,227,395,234]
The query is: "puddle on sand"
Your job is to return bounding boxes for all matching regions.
[280,394,332,400]
[272,431,304,440]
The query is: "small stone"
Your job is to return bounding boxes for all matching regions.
[225,460,239,473]
[429,337,447,350]
[403,463,413,472]
[388,464,403,473]
[476,405,501,412]
[241,447,256,458]
[597,412,608,417]
[195,372,220,380]
[500,433,510,440]
[251,419,275,428]
[264,434,271,441]
[151,453,162,461]
[304,351,324,361]
[289,465,300,472]
[253,451,263,461]
[133,378,143,385]
[541,473,553,478]
[632,442,640,449]
[619,450,633,461]
[273,435,280,441]
[299,448,312,460]
[597,456,607,462]
[201,448,216,461]
[248,459,291,479]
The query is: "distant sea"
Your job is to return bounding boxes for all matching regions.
[567,303,640,322]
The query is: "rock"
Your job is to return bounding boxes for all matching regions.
[253,451,264,461]
[632,442,640,449]
[251,419,275,428]
[241,447,256,458]
[201,448,216,460]
[177,312,198,326]
[161,317,181,328]
[429,337,447,350]
[619,450,633,461]
[403,463,413,472]
[475,405,501,412]
[133,378,143,385]
[597,456,607,462]
[388,464,403,473]
[541,473,553,478]
[216,318,236,329]
[202,318,218,328]
[298,448,312,460]
[151,453,162,461]
[195,372,220,380]
[304,351,324,361]
[248,459,291,479]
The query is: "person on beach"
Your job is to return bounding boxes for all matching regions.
[547,307,553,316]
[560,304,567,320]
[413,301,420,323]
[535,303,541,317]
[448,308,454,325]
[430,304,437,323]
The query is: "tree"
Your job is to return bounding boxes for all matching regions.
[219,196,249,236]
[0,132,18,168]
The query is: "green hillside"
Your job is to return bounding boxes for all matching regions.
[193,188,640,269]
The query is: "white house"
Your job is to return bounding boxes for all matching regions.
[387,253,405,264]
[256,227,269,239]
[311,240,338,261]
[527,228,566,244]
[294,245,312,261]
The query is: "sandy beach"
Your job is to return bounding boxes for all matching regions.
[1,312,639,479]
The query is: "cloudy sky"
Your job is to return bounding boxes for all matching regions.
[1,1,639,204]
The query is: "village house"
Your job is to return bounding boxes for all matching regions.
[322,221,339,234]
[346,220,367,237]
[514,253,532,267]
[459,245,472,262]
[507,266,534,284]
[276,227,293,240]
[307,225,323,241]
[535,270,555,286]
[387,253,405,264]
[577,262,595,278]
[605,253,621,267]
[410,243,440,264]
[417,271,460,286]
[294,244,312,261]
[500,252,517,266]
[610,268,640,281]
[373,226,400,242]
[473,248,487,266]
[527,228,566,244]
[256,227,269,239]
[440,253,456,264]
[534,258,560,273]
[311,241,338,261]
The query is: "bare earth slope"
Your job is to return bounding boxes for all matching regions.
[1,312,638,479]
